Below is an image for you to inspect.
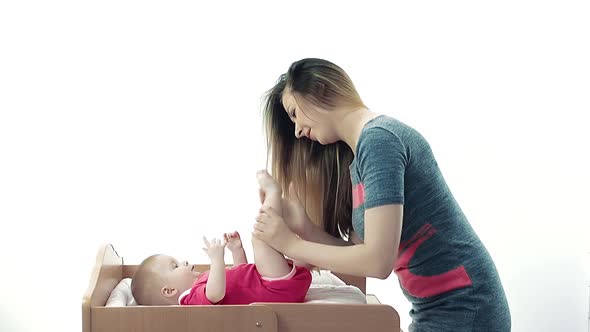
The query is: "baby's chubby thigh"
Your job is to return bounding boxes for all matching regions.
[251,237,292,279]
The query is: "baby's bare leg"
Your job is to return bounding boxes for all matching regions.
[254,171,291,277]
[257,170,282,215]
[252,237,292,278]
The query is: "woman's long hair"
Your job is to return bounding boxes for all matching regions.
[261,58,367,239]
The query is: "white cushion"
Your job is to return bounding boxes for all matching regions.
[105,278,137,307]
[305,270,366,304]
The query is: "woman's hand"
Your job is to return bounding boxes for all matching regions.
[253,205,300,253]
[259,183,313,238]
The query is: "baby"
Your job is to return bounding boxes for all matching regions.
[131,172,312,305]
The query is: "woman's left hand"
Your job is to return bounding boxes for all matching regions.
[253,205,299,253]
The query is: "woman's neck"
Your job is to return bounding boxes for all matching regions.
[337,107,379,155]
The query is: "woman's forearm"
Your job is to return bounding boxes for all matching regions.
[205,258,226,303]
[301,222,353,247]
[286,237,391,279]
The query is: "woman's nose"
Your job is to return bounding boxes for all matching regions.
[294,124,303,138]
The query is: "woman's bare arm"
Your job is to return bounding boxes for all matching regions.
[286,204,403,279]
[300,221,354,246]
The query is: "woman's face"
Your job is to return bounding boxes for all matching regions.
[281,89,338,145]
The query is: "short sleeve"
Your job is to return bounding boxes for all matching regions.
[357,127,407,209]
[179,283,215,305]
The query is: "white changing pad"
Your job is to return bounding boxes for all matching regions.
[106,278,137,306]
[305,270,367,304]
[105,270,366,307]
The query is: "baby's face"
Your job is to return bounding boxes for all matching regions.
[152,254,202,296]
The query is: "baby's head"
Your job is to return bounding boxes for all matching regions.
[131,254,202,305]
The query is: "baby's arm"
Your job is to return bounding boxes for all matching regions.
[225,231,248,266]
[202,237,226,303]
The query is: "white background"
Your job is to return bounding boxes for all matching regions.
[1,1,589,331]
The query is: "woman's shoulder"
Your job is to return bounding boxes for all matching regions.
[356,115,430,159]
[362,115,426,143]
[363,114,414,133]
[358,115,407,145]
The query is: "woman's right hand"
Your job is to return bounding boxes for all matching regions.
[259,183,313,238]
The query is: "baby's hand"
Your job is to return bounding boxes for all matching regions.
[224,231,243,252]
[202,236,226,262]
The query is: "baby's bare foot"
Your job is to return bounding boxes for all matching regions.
[257,170,281,195]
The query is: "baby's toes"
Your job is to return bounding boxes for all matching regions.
[257,171,276,187]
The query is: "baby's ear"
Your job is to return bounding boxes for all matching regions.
[161,286,178,298]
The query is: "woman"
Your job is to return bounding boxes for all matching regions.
[252,58,510,331]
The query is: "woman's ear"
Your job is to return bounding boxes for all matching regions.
[161,286,178,298]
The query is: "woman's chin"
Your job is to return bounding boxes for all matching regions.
[315,137,332,145]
